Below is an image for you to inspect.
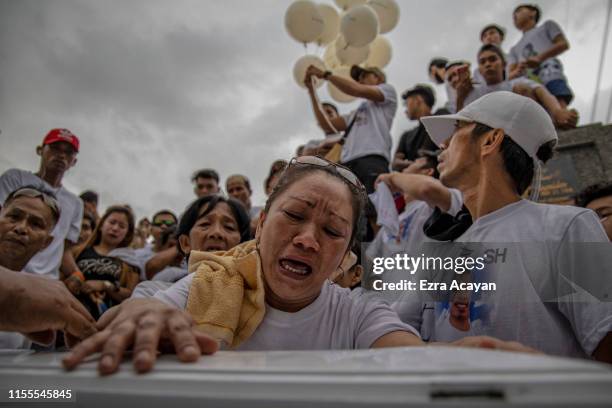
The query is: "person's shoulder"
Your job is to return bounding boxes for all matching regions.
[522,200,599,232]
[0,168,29,181]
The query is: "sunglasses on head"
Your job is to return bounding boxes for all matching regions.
[7,187,61,219]
[152,219,176,227]
[289,156,366,192]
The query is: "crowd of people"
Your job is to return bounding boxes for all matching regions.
[1,4,611,374]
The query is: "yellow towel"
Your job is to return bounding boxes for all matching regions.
[185,240,266,348]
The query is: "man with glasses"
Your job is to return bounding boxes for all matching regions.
[0,129,84,280]
[134,210,178,280]
[0,186,96,348]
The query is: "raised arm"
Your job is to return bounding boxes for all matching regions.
[305,78,347,134]
[376,173,454,212]
[306,65,384,102]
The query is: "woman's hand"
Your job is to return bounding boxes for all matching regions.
[81,280,106,294]
[62,298,219,375]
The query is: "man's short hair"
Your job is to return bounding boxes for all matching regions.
[402,84,436,108]
[478,43,507,65]
[191,169,219,183]
[79,190,98,204]
[428,58,448,72]
[322,102,339,115]
[226,174,252,193]
[152,209,178,224]
[575,183,612,208]
[515,4,541,23]
[4,185,61,225]
[480,24,506,41]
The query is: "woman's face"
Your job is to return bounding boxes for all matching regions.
[181,202,242,254]
[100,212,129,248]
[256,172,354,311]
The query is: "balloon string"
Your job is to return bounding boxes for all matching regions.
[311,76,339,135]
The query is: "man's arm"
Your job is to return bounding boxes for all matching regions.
[305,65,384,102]
[377,173,454,211]
[526,35,569,68]
[61,240,81,280]
[533,86,577,128]
[145,246,181,280]
[305,80,347,134]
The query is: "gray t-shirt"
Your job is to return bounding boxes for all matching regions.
[0,169,83,278]
[153,273,419,350]
[340,83,397,163]
[508,20,566,84]
[462,77,541,108]
[393,199,612,358]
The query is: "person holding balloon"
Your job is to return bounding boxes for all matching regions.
[304,64,397,195]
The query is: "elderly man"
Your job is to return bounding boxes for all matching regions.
[0,129,83,280]
[391,91,612,363]
[304,64,397,193]
[0,186,96,348]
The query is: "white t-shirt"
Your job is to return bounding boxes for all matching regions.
[0,169,83,278]
[393,199,612,358]
[340,83,397,163]
[153,273,419,350]
[132,244,155,280]
[462,77,541,108]
[508,20,566,84]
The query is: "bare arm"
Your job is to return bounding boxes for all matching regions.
[327,74,385,102]
[306,82,347,134]
[371,330,423,348]
[60,240,81,280]
[377,173,454,211]
[532,35,570,65]
[533,86,577,128]
[145,246,182,280]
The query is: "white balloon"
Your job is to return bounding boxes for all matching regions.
[285,0,325,44]
[335,35,369,65]
[323,43,341,70]
[340,5,379,47]
[367,0,399,34]
[315,4,340,46]
[365,36,392,67]
[293,55,326,89]
[328,66,357,103]
[334,0,367,10]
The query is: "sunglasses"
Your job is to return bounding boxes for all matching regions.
[152,219,176,227]
[7,187,61,219]
[289,156,366,192]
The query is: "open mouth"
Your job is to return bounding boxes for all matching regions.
[278,258,312,280]
[204,244,226,251]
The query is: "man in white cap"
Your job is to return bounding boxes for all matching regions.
[392,91,611,362]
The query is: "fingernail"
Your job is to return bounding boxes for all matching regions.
[136,350,150,361]
[100,355,114,368]
[182,346,197,356]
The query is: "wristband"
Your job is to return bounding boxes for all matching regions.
[70,270,85,282]
[323,70,332,80]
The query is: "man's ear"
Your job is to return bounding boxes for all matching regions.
[254,211,267,240]
[350,265,363,286]
[69,157,78,169]
[36,146,43,156]
[178,234,191,255]
[481,128,505,158]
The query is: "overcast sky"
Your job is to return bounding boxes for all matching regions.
[1,0,611,220]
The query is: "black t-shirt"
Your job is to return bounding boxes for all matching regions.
[396,123,438,161]
[76,246,122,283]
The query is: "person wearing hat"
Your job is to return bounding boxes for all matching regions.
[393,84,441,171]
[0,129,84,280]
[304,64,397,194]
[391,91,612,362]
[508,4,573,107]
[455,43,577,129]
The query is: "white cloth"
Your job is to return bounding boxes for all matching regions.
[462,78,541,109]
[369,182,399,238]
[0,169,83,278]
[131,280,173,299]
[340,83,397,163]
[153,274,419,350]
[508,20,566,84]
[0,332,31,350]
[393,199,612,358]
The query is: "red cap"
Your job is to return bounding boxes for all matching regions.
[42,128,80,152]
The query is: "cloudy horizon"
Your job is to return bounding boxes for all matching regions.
[1,0,611,220]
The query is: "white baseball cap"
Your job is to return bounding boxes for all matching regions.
[421,91,557,159]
